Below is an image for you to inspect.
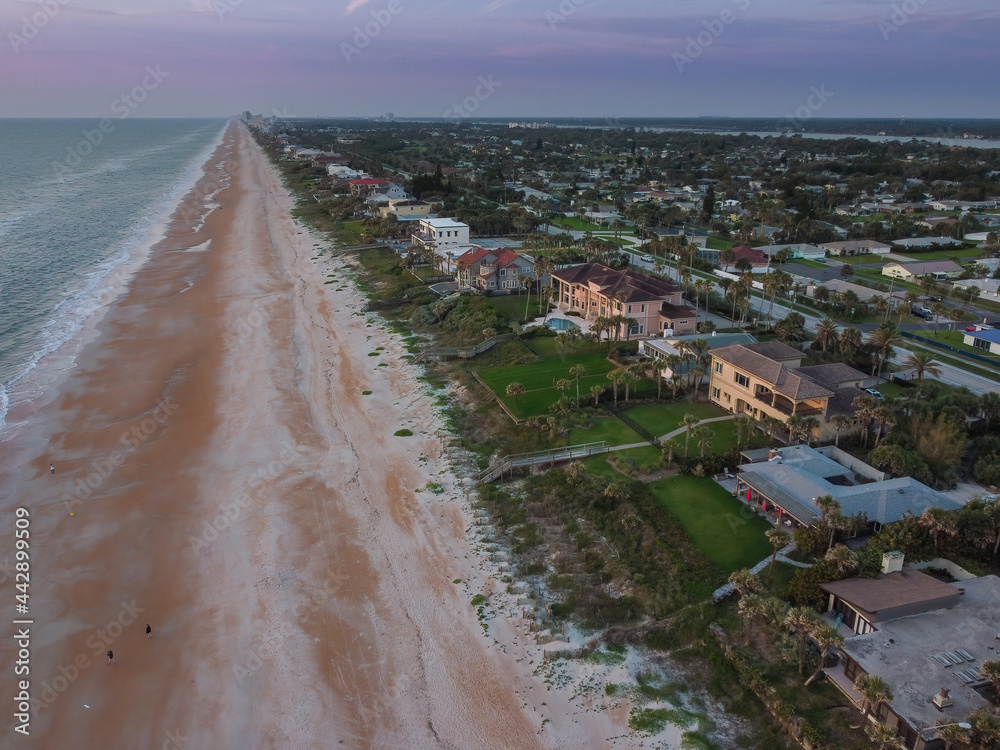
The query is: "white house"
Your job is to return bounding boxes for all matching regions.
[755,243,827,261]
[963,328,1000,355]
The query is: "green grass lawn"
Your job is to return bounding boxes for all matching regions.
[911,329,1000,363]
[580,446,663,479]
[550,216,606,232]
[834,254,883,265]
[487,294,548,323]
[897,248,982,261]
[706,236,739,250]
[648,476,773,575]
[568,417,642,447]
[787,258,827,269]
[624,402,729,438]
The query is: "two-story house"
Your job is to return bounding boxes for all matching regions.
[708,342,872,441]
[454,247,537,292]
[411,218,472,272]
[550,263,696,338]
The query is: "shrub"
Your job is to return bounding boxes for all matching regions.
[394,429,413,437]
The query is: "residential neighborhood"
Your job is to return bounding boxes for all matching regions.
[252,116,1000,750]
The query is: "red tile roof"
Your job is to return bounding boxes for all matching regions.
[551,263,681,304]
[349,178,389,185]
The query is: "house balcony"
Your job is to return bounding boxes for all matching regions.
[753,392,824,417]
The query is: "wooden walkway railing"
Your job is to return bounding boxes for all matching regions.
[477,442,608,483]
[411,333,516,364]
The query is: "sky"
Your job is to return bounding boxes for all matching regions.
[1,0,998,119]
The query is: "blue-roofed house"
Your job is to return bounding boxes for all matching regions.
[962,327,1000,355]
[735,444,964,532]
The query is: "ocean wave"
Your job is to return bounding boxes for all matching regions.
[0,121,229,433]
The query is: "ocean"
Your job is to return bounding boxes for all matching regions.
[0,118,227,431]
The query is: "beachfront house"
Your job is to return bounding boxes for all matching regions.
[708,342,874,443]
[550,263,696,338]
[454,247,537,292]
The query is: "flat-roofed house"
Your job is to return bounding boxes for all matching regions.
[819,564,1000,750]
[551,263,696,338]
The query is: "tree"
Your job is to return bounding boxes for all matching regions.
[569,365,587,406]
[867,324,903,381]
[902,350,942,381]
[590,384,604,408]
[737,592,765,646]
[866,722,906,750]
[934,720,971,750]
[506,382,525,406]
[980,660,1000,696]
[948,306,965,332]
[814,317,840,353]
[931,302,947,334]
[853,674,893,729]
[785,606,818,676]
[839,263,855,279]
[728,568,762,598]
[661,439,678,470]
[825,544,858,576]
[765,527,791,580]
[607,369,625,407]
[967,706,1000,750]
[804,623,843,686]
[840,326,863,355]
[919,507,957,556]
[693,425,714,457]
[680,413,700,458]
[619,369,638,403]
[829,413,851,447]
[721,247,737,273]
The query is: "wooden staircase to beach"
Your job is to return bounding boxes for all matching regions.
[410,333,516,364]
[476,442,609,483]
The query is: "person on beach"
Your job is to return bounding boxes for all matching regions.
[106,650,115,665]
[50,463,55,474]
[146,624,152,638]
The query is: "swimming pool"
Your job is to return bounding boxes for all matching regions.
[546,318,581,331]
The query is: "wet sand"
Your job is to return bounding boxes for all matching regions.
[0,122,646,749]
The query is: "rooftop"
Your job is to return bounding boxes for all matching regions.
[836,575,1000,742]
[966,328,1000,344]
[820,570,959,618]
[552,263,682,304]
[739,445,964,525]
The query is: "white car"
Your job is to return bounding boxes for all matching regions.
[640,254,655,263]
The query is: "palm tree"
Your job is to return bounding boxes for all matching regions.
[872,404,896,446]
[934,720,971,750]
[738,592,765,646]
[786,415,806,445]
[948,306,965,333]
[920,507,957,556]
[902,350,942,381]
[840,326,863,356]
[733,414,756,450]
[853,674,893,729]
[619,369,638,404]
[693,425,714,457]
[804,623,843,686]
[866,722,906,750]
[867,324,903,381]
[603,481,628,502]
[569,365,587,406]
[765,527,791,580]
[506,382,525,406]
[590,384,604,408]
[967,706,1000,750]
[785,607,818,676]
[825,544,858,577]
[814,317,840,353]
[661,439,678,470]
[930,302,947,334]
[680,413,700,458]
[978,659,1000,696]
[728,568,762,598]
[852,394,880,448]
[829,413,851,447]
[607,369,624,407]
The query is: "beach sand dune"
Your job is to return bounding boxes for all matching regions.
[0,123,644,749]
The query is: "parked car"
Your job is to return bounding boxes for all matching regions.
[640,254,655,263]
[864,388,885,400]
[966,326,977,332]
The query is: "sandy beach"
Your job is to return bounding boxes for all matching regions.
[0,122,660,749]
